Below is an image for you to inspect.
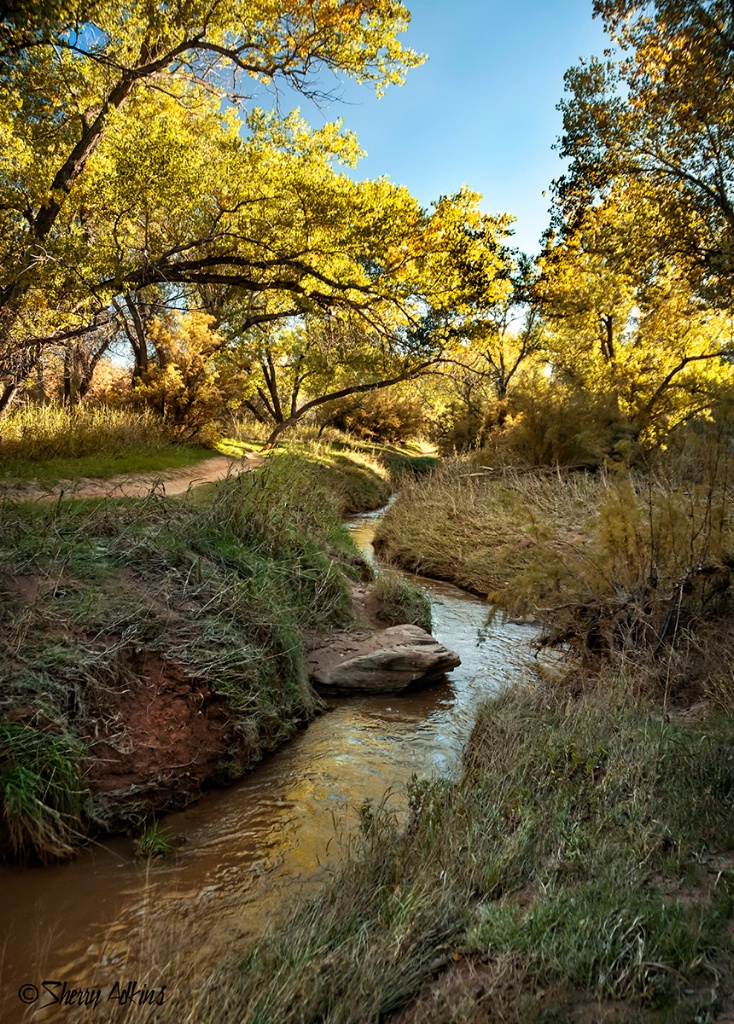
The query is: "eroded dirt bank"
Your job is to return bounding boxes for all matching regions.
[0,450,410,863]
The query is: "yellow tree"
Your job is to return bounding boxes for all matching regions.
[556,0,734,305]
[538,182,734,445]
[0,0,422,412]
[217,186,515,446]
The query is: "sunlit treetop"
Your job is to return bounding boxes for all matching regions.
[0,0,423,99]
[553,0,734,307]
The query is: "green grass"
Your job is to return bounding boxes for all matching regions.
[273,444,392,513]
[370,568,432,630]
[134,821,176,857]
[0,446,215,484]
[0,403,219,485]
[216,437,266,456]
[0,404,179,460]
[220,419,438,484]
[313,436,440,483]
[165,680,734,1024]
[195,440,393,515]
[0,724,86,863]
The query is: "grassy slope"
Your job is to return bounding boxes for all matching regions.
[152,679,734,1024]
[0,444,394,862]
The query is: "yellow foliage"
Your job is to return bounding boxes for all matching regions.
[132,312,242,434]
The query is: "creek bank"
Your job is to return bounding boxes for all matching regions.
[0,445,436,864]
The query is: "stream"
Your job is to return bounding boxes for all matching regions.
[0,506,537,1023]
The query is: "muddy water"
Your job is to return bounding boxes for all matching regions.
[0,508,536,1023]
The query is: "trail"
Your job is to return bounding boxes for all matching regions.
[0,453,264,500]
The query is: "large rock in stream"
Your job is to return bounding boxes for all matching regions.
[307,624,461,695]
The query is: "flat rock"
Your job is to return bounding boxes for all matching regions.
[307,624,461,695]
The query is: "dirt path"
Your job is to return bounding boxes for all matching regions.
[0,453,264,501]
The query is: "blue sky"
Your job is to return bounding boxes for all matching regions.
[272,0,608,256]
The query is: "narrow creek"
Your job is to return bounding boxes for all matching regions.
[0,506,537,1023]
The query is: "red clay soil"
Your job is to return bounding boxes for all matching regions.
[82,649,243,825]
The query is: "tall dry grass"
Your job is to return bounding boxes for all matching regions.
[0,404,178,461]
[375,453,734,675]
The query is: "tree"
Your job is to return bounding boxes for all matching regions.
[555,0,734,306]
[218,187,515,446]
[544,2,734,447]
[440,255,545,408]
[0,0,423,413]
[130,310,246,434]
[538,182,734,445]
[225,314,434,447]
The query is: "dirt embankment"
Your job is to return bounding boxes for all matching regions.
[1,452,413,860]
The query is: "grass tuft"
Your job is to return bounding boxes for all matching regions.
[0,724,85,862]
[134,821,176,858]
[371,568,432,630]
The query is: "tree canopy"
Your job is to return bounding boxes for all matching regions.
[0,0,438,410]
[556,0,734,305]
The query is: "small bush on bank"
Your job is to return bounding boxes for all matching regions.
[371,568,432,630]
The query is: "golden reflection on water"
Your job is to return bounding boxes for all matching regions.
[0,511,537,1024]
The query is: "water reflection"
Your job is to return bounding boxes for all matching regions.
[0,508,537,1023]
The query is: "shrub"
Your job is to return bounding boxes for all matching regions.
[318,388,428,443]
[499,378,637,468]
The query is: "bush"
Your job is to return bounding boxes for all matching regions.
[498,378,637,468]
[319,388,428,443]
[130,312,237,438]
[371,568,432,630]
